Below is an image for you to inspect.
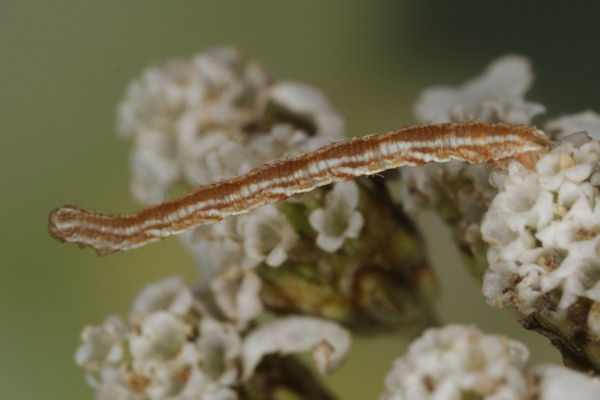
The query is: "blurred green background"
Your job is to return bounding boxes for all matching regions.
[3,1,600,398]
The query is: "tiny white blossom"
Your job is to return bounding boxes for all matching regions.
[414,54,545,124]
[196,318,242,385]
[241,316,352,380]
[379,325,530,400]
[309,181,364,252]
[75,316,126,369]
[129,311,187,364]
[545,110,600,140]
[141,346,196,399]
[236,205,299,267]
[129,276,195,324]
[210,268,263,327]
[482,134,600,312]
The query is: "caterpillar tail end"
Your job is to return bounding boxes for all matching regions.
[48,206,70,243]
[48,205,113,256]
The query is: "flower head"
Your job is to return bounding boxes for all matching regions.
[75,316,126,369]
[118,48,344,207]
[118,47,268,205]
[379,325,530,400]
[117,48,347,294]
[482,134,600,312]
[76,276,352,399]
[379,324,600,400]
[78,277,241,400]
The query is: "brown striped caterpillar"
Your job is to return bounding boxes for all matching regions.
[48,122,549,255]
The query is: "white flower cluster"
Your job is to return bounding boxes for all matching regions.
[117,47,367,325]
[398,56,546,261]
[379,325,530,400]
[379,325,600,400]
[482,130,600,317]
[117,46,344,205]
[76,277,351,400]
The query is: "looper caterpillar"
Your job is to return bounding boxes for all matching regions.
[48,122,548,255]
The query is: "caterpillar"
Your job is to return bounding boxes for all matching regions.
[48,122,549,255]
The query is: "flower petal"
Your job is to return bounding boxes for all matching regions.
[242,316,351,379]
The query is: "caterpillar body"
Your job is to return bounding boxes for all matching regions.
[48,122,548,255]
